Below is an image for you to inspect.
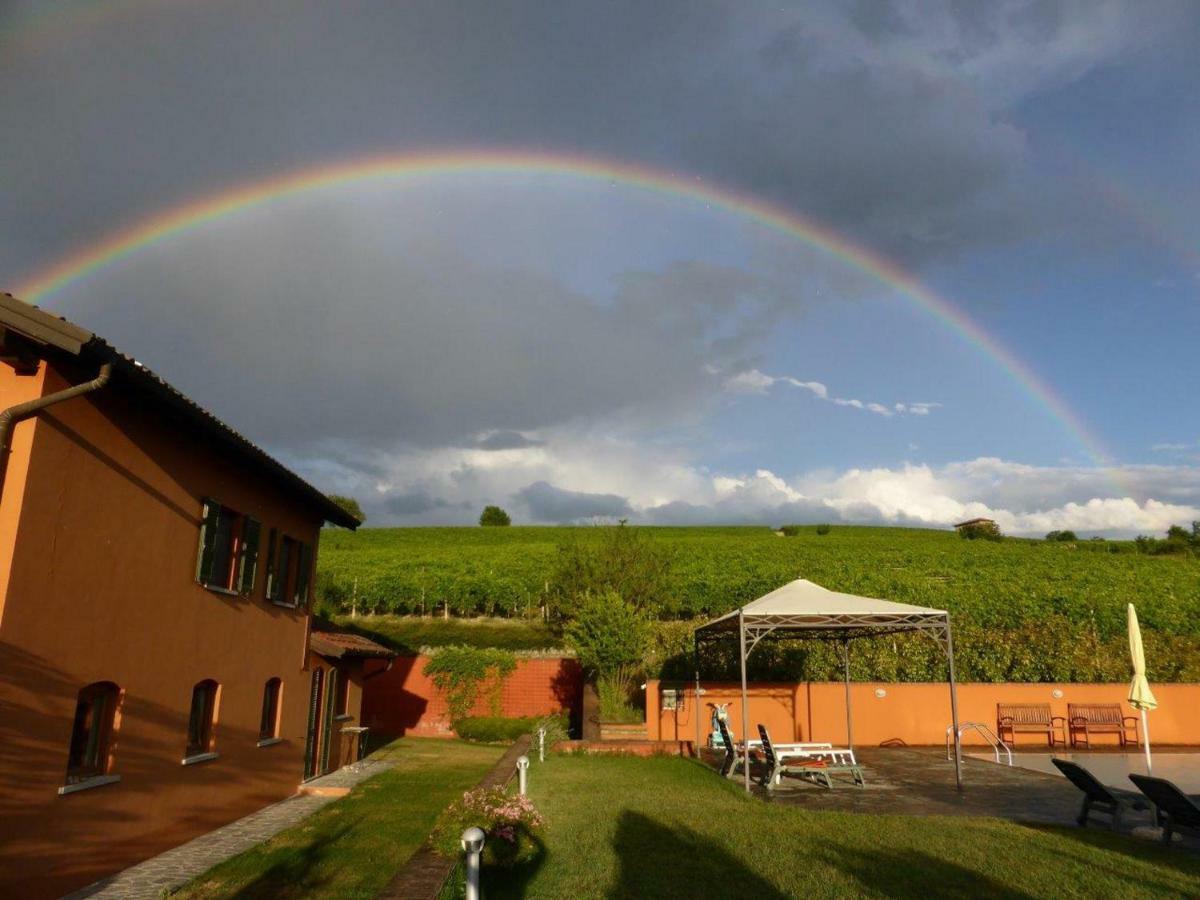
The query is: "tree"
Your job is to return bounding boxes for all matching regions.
[328,494,365,522]
[552,522,672,614]
[1045,530,1077,542]
[479,505,512,527]
[564,590,650,721]
[958,520,1002,541]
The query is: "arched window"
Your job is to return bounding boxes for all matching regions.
[66,682,119,784]
[186,679,219,759]
[260,678,282,741]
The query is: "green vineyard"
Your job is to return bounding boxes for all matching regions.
[317,526,1200,682]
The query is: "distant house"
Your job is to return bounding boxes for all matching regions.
[953,517,997,532]
[0,293,391,897]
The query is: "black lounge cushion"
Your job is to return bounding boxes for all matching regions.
[1129,774,1200,835]
[1053,758,1120,804]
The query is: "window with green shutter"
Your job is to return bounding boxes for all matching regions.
[265,528,279,601]
[293,543,313,607]
[238,517,262,595]
[195,499,222,584]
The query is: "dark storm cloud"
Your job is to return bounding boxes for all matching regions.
[5,0,1193,283]
[515,481,633,523]
[468,431,546,451]
[382,489,464,516]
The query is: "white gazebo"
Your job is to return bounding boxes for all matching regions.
[693,578,963,792]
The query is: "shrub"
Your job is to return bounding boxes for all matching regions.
[534,712,571,745]
[564,590,649,676]
[479,505,512,526]
[425,646,517,720]
[431,787,544,867]
[552,524,672,614]
[1046,530,1077,542]
[816,524,832,536]
[958,521,1003,541]
[779,525,801,536]
[597,673,643,722]
[454,715,544,743]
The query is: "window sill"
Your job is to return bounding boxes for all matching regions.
[271,600,300,609]
[59,774,121,796]
[257,737,284,748]
[202,584,240,597]
[181,751,219,766]
[333,714,354,722]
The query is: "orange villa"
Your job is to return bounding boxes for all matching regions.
[0,292,393,898]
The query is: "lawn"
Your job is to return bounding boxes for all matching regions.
[175,738,504,899]
[483,754,1200,898]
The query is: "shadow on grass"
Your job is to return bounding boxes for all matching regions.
[195,821,358,900]
[815,844,1037,899]
[610,811,788,900]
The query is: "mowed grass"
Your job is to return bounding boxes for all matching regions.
[175,738,504,899]
[485,754,1200,899]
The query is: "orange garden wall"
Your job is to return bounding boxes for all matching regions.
[647,680,1200,748]
[362,654,582,736]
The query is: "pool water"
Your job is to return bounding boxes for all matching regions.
[967,750,1200,794]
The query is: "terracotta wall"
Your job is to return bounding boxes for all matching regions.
[0,361,330,898]
[648,679,1200,748]
[362,654,582,736]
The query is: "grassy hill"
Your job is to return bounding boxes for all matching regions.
[317,525,1200,681]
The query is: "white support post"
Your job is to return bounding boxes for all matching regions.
[538,728,545,763]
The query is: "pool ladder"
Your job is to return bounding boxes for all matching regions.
[946,722,1013,766]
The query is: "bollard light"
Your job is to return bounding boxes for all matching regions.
[516,754,530,796]
[461,826,485,900]
[538,727,546,763]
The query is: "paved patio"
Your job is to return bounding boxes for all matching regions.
[66,758,400,900]
[722,747,1198,849]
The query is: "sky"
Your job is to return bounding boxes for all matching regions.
[2,0,1199,534]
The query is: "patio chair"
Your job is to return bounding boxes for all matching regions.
[758,724,864,790]
[1052,758,1144,831]
[1129,774,1200,844]
[1067,703,1138,749]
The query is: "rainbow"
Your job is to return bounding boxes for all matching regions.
[11,148,1116,468]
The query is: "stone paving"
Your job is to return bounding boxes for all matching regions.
[729,747,1199,850]
[66,759,400,900]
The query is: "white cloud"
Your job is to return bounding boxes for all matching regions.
[725,369,938,418]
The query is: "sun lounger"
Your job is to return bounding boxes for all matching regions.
[758,725,864,789]
[744,739,857,766]
[715,717,742,778]
[1129,774,1200,844]
[1052,758,1144,831]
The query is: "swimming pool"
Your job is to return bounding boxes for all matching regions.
[967,750,1200,794]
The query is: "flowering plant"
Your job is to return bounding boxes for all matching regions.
[431,786,545,867]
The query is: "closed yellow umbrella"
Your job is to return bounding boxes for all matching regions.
[1127,603,1158,773]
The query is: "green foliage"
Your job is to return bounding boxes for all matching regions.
[958,520,1003,541]
[564,590,649,676]
[333,615,562,653]
[1046,530,1077,542]
[597,672,643,722]
[431,787,544,868]
[480,505,512,527]
[552,524,671,614]
[328,494,366,522]
[425,646,518,720]
[454,715,542,743]
[815,523,832,535]
[534,712,571,745]
[1136,522,1200,556]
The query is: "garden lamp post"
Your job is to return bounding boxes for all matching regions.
[461,827,485,900]
[517,755,530,796]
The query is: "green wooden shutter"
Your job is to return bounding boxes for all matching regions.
[195,500,222,585]
[303,668,323,780]
[293,543,313,607]
[238,517,262,595]
[265,529,279,601]
[320,668,338,773]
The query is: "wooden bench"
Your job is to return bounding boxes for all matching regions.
[997,703,1064,747]
[1068,703,1138,748]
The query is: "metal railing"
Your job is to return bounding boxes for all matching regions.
[946,721,1012,766]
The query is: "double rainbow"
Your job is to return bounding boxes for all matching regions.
[12,149,1114,468]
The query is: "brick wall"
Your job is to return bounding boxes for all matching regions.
[362,655,582,737]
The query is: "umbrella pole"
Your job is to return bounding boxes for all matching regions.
[842,638,854,750]
[739,610,751,792]
[946,618,963,792]
[1142,709,1152,774]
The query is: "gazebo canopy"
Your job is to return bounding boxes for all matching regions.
[693,577,963,792]
[695,578,948,640]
